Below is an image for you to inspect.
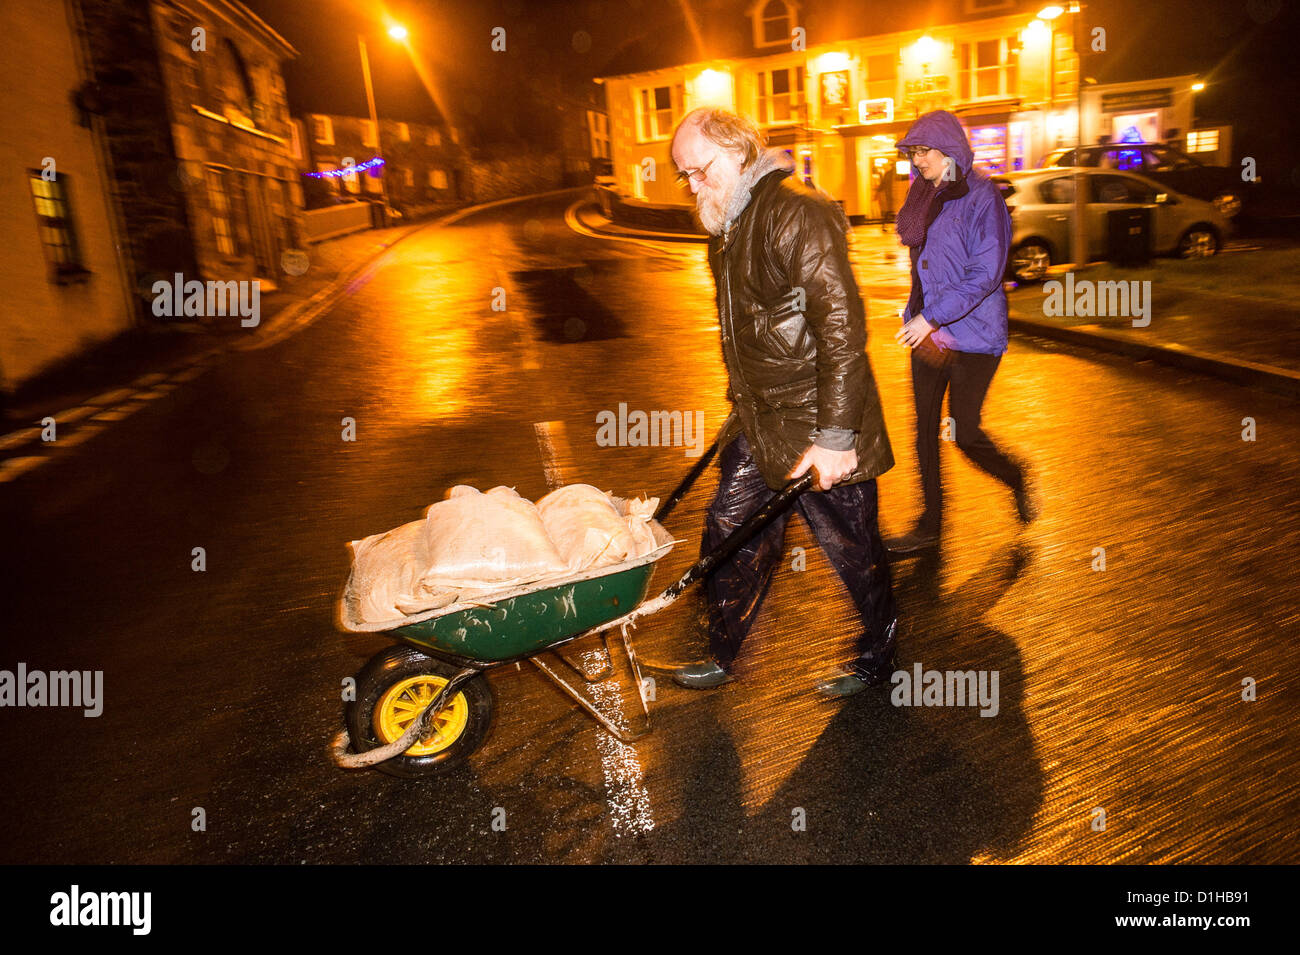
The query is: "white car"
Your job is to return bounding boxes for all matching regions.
[993,167,1232,283]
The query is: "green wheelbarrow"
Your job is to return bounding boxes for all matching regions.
[330,447,812,778]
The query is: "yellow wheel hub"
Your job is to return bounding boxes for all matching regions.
[374,675,469,756]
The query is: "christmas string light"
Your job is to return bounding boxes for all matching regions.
[303,157,385,178]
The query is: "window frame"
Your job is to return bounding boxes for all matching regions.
[958,35,1019,101]
[311,114,334,145]
[753,0,797,49]
[755,63,805,126]
[205,167,237,257]
[633,82,684,143]
[28,170,88,283]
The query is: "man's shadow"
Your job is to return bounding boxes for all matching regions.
[641,538,1044,863]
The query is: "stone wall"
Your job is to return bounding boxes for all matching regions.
[464,152,565,204]
[71,0,197,315]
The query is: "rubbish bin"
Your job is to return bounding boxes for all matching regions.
[1107,207,1152,267]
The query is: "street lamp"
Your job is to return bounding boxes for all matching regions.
[1041,3,1087,268]
[357,24,407,224]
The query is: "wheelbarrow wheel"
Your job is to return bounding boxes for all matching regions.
[347,646,493,778]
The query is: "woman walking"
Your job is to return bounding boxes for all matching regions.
[889,110,1035,554]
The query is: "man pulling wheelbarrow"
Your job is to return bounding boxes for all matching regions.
[667,107,900,697]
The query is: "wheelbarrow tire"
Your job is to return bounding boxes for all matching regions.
[347,645,493,778]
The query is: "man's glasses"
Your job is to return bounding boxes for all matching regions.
[675,157,716,187]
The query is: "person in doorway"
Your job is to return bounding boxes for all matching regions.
[876,161,896,232]
[888,109,1037,555]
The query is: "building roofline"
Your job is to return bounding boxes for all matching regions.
[190,0,299,60]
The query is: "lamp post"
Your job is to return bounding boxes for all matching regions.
[1040,3,1086,268]
[357,24,407,225]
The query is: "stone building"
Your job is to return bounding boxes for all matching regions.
[57,0,297,311]
[145,0,301,285]
[0,0,137,396]
[292,113,468,216]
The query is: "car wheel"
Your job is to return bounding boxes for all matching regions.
[1177,225,1219,259]
[1010,240,1052,282]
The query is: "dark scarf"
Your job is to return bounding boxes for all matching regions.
[896,168,969,248]
[900,170,970,324]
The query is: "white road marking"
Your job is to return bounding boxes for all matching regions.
[532,418,655,835]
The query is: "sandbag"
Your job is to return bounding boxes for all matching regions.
[346,519,457,625]
[537,484,661,571]
[421,485,567,589]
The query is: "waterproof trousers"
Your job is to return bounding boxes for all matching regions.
[703,433,898,680]
[910,349,1025,535]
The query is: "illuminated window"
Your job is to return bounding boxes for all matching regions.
[360,120,377,147]
[311,114,333,145]
[428,168,448,189]
[28,171,85,279]
[1186,130,1219,152]
[760,0,791,44]
[397,122,410,142]
[756,66,804,123]
[866,54,896,101]
[403,168,414,187]
[425,128,441,146]
[959,38,1018,100]
[588,109,611,159]
[635,84,683,141]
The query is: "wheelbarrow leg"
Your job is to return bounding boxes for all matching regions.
[552,633,614,683]
[530,651,651,743]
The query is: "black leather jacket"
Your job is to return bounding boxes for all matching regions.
[710,167,893,489]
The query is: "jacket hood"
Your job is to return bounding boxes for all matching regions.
[721,146,796,229]
[897,110,974,176]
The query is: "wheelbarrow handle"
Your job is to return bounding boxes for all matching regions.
[652,436,720,524]
[659,472,814,602]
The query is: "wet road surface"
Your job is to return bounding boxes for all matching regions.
[2,190,1297,864]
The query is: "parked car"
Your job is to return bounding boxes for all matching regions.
[994,167,1231,282]
[1037,143,1245,218]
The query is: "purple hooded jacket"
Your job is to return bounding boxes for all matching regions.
[896,111,1011,355]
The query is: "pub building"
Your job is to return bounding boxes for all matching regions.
[594,0,1225,221]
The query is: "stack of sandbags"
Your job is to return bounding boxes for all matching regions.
[537,484,660,572]
[344,484,661,629]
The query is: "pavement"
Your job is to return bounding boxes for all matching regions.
[0,211,453,435]
[576,199,1300,399]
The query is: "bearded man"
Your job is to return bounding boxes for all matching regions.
[668,107,899,697]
